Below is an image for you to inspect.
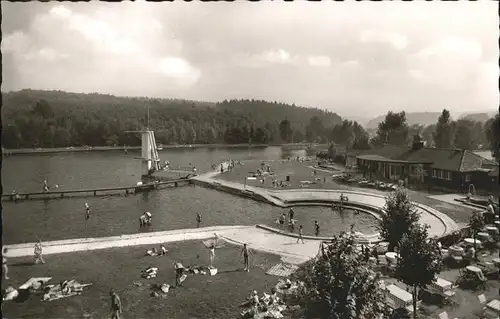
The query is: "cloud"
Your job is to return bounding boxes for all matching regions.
[261,49,293,64]
[307,56,331,67]
[158,57,201,87]
[2,1,498,117]
[4,3,200,95]
[360,30,408,50]
[408,37,484,89]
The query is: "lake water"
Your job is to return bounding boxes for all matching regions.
[2,147,378,244]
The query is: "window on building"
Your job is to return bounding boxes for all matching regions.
[446,171,452,180]
[465,174,471,182]
[432,169,437,178]
[438,170,444,179]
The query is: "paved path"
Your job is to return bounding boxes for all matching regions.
[428,194,480,210]
[4,225,319,265]
[192,171,460,238]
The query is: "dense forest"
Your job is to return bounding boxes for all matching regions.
[363,109,499,161]
[1,89,346,148]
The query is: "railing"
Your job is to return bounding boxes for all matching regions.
[2,178,192,201]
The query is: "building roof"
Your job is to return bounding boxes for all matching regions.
[357,154,433,164]
[352,145,495,172]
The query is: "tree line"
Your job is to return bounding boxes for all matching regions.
[370,109,498,152]
[2,90,498,162]
[2,90,350,149]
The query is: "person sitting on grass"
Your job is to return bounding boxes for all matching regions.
[2,285,19,301]
[269,287,280,305]
[174,262,185,287]
[146,248,158,256]
[159,245,168,255]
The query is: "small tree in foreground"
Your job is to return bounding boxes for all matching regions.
[396,224,442,318]
[468,211,485,260]
[292,233,387,319]
[379,187,420,252]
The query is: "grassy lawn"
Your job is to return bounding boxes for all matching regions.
[2,240,282,319]
[3,238,497,319]
[217,160,475,224]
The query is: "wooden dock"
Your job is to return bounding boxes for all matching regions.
[2,178,193,201]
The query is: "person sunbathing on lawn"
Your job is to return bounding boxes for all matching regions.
[146,248,158,256]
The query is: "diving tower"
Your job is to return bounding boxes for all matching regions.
[125,107,162,177]
[125,130,161,176]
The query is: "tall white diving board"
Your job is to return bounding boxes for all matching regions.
[126,130,161,175]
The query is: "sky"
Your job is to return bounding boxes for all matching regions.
[2,1,498,118]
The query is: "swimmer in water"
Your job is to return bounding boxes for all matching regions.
[85,203,91,220]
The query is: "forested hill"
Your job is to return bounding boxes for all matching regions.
[366,112,442,129]
[1,89,342,149]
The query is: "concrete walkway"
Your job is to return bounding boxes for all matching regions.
[192,171,460,238]
[4,225,319,265]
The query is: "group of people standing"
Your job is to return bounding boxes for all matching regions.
[3,239,45,281]
[275,208,322,243]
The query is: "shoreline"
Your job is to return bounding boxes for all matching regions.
[2,143,327,155]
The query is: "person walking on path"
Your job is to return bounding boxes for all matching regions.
[109,289,122,319]
[297,225,305,244]
[34,240,45,264]
[3,247,9,280]
[241,243,253,272]
[196,213,202,228]
[85,202,91,220]
[314,221,320,237]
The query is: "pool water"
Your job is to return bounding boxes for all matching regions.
[264,206,379,237]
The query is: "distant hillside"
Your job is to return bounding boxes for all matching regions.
[343,115,371,127]
[216,99,342,132]
[366,112,442,129]
[458,111,496,123]
[1,89,342,148]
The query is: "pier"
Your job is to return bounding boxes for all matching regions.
[2,178,193,201]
